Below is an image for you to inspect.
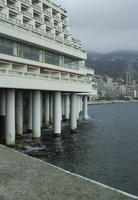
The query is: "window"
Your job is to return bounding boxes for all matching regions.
[19,44,42,61]
[45,51,61,66]
[0,37,17,56]
[64,57,78,69]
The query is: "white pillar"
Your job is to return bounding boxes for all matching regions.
[32,91,41,138]
[53,91,61,136]
[0,89,6,139]
[0,89,6,116]
[40,93,43,126]
[76,96,80,120]
[62,95,65,118]
[83,95,88,120]
[16,91,23,135]
[64,94,70,121]
[80,96,83,111]
[44,93,50,125]
[50,93,53,124]
[28,92,32,132]
[6,89,15,146]
[70,93,77,132]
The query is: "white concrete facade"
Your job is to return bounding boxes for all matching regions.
[0,0,96,145]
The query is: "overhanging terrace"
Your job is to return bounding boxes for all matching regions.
[0,67,92,92]
[0,18,86,60]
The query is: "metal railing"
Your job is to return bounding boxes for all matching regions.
[53,15,60,21]
[44,32,54,39]
[0,68,91,85]
[32,28,44,35]
[45,21,52,27]
[9,17,21,25]
[32,4,41,11]
[7,4,19,12]
[43,10,51,17]
[62,19,68,25]
[55,36,63,43]
[0,0,5,6]
[63,29,69,34]
[54,25,61,31]
[20,0,30,5]
[34,16,43,22]
[0,12,7,20]
[22,10,32,18]
[20,23,33,30]
[64,39,71,46]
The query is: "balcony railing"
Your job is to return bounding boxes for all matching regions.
[62,19,68,25]
[0,0,5,6]
[55,36,63,43]
[0,12,7,20]
[32,28,44,35]
[43,10,51,17]
[45,21,52,27]
[7,4,19,12]
[22,10,32,18]
[44,32,54,39]
[20,0,30,5]
[64,39,71,46]
[63,29,69,34]
[32,4,41,11]
[34,16,43,22]
[54,25,61,31]
[21,23,33,30]
[53,15,60,21]
[9,17,21,25]
[0,68,91,86]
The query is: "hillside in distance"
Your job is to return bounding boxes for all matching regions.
[86,50,138,79]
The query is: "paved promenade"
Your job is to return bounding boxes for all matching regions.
[0,145,138,200]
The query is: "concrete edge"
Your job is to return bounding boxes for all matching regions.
[1,144,138,200]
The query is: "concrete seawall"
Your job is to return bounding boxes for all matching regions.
[0,145,138,200]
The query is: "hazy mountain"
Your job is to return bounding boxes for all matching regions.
[86,50,138,79]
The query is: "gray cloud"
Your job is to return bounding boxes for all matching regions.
[53,0,138,52]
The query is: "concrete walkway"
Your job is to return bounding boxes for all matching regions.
[0,145,138,200]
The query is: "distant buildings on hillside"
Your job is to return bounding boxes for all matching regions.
[93,72,138,100]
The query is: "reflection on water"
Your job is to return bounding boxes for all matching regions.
[15,103,138,196]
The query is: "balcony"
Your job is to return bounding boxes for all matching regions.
[20,0,30,6]
[45,20,52,27]
[53,15,60,21]
[62,19,68,26]
[0,0,5,7]
[0,12,7,20]
[55,36,63,43]
[43,10,51,17]
[20,23,33,30]
[32,28,44,35]
[63,29,69,35]
[22,10,32,18]
[44,32,54,39]
[64,39,71,46]
[54,25,62,32]
[34,16,43,23]
[9,17,21,25]
[7,4,19,12]
[32,4,41,12]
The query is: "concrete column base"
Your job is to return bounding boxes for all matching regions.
[70,128,77,134]
[0,116,6,139]
[27,129,32,133]
[53,133,62,137]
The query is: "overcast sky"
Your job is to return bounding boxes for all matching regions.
[53,0,138,53]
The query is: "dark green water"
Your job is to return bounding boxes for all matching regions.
[16,102,138,196]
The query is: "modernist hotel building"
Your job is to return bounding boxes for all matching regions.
[0,0,95,145]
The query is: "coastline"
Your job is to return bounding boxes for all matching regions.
[88,100,138,105]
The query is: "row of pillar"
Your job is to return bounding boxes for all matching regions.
[0,89,88,146]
